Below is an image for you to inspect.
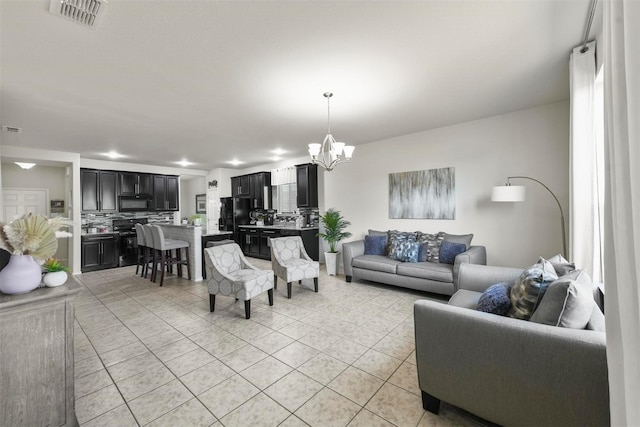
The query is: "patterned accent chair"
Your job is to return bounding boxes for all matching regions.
[270,236,320,299]
[204,243,274,319]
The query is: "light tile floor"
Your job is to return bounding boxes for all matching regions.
[73,259,487,427]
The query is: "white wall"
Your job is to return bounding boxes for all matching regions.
[180,177,206,220]
[323,101,570,268]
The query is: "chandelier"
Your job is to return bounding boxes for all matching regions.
[308,92,355,171]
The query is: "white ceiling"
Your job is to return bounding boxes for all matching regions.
[0,0,594,171]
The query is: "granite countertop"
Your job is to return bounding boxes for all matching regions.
[155,223,201,228]
[202,231,234,237]
[238,224,319,231]
[81,231,119,237]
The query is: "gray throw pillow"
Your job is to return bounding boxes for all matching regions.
[443,233,473,250]
[542,254,576,276]
[368,229,388,237]
[530,269,596,329]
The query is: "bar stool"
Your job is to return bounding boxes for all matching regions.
[150,225,191,286]
[134,223,150,277]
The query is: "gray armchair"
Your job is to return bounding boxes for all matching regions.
[414,263,609,427]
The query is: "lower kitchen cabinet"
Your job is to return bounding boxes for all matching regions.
[81,234,119,272]
[238,227,318,261]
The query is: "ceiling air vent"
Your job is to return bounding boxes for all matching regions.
[2,126,22,133]
[49,0,108,30]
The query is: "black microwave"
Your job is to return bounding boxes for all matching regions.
[119,196,152,212]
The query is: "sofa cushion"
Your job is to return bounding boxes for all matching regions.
[397,261,453,283]
[476,282,512,315]
[586,304,606,332]
[443,233,474,250]
[448,289,482,309]
[507,259,558,320]
[364,235,387,256]
[543,254,576,276]
[352,255,400,274]
[439,241,467,264]
[530,269,596,329]
[416,231,445,263]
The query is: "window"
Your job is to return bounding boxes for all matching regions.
[274,183,297,213]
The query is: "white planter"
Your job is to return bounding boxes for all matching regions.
[43,271,68,287]
[324,252,341,276]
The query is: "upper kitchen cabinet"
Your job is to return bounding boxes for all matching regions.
[296,164,318,208]
[232,172,272,208]
[232,175,250,198]
[153,175,179,211]
[81,169,118,212]
[119,172,152,196]
[250,172,272,209]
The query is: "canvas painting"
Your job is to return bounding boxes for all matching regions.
[389,167,455,219]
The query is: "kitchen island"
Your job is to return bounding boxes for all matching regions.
[237,225,319,261]
[156,224,232,282]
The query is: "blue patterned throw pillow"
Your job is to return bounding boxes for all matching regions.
[416,231,446,263]
[364,235,387,256]
[439,241,467,264]
[388,240,419,262]
[477,283,512,315]
[507,260,558,320]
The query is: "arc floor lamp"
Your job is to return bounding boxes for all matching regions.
[492,176,567,257]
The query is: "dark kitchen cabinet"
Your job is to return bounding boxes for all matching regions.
[153,175,179,211]
[232,172,272,208]
[81,169,118,212]
[296,164,318,208]
[239,228,260,257]
[259,229,280,258]
[119,172,152,196]
[232,175,250,198]
[81,234,118,272]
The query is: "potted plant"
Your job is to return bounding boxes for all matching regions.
[0,213,73,294]
[42,258,70,287]
[317,208,352,275]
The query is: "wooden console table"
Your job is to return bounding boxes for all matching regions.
[0,278,81,427]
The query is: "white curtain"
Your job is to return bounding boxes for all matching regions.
[569,41,603,280]
[603,1,640,425]
[271,166,296,186]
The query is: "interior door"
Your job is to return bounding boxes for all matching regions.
[2,189,48,221]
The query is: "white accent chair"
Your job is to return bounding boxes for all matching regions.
[204,243,274,319]
[270,236,320,299]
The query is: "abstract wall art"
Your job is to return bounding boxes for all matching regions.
[389,167,455,219]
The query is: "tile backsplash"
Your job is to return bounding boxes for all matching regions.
[81,212,176,233]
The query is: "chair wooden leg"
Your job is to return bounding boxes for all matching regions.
[185,246,191,280]
[159,252,166,286]
[209,294,215,312]
[176,248,183,278]
[287,282,292,299]
[268,289,273,306]
[135,247,141,275]
[314,277,318,292]
[298,280,302,284]
[244,300,251,319]
[273,275,277,289]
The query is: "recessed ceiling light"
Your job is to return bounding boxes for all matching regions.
[103,151,124,159]
[272,149,286,155]
[176,160,194,167]
[228,159,244,166]
[270,156,282,162]
[15,162,36,170]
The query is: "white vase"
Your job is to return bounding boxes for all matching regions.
[43,271,68,287]
[324,252,341,276]
[0,255,42,295]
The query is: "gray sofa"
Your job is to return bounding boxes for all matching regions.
[414,263,609,427]
[342,237,486,296]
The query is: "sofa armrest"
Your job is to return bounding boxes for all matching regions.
[456,263,524,293]
[342,240,365,279]
[452,246,486,290]
[414,300,609,427]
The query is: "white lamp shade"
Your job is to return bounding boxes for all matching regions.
[308,143,321,156]
[15,162,36,169]
[492,185,526,202]
[332,142,345,155]
[343,145,355,159]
